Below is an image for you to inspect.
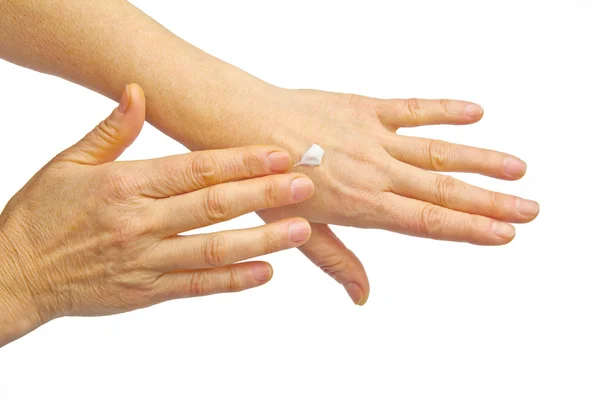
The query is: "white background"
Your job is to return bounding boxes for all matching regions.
[1,0,599,399]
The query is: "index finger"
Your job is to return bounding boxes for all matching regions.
[376,98,484,130]
[129,146,291,198]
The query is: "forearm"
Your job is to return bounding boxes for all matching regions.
[0,0,273,150]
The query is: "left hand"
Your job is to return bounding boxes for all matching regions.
[249,88,540,305]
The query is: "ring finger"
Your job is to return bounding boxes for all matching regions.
[375,192,516,245]
[388,159,539,223]
[147,218,312,271]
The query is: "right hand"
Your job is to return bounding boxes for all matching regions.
[0,84,313,346]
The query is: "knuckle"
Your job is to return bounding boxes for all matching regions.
[337,187,379,220]
[104,167,138,199]
[110,217,147,248]
[95,118,121,147]
[261,228,284,254]
[317,255,348,284]
[226,268,243,292]
[189,153,219,188]
[240,147,266,176]
[488,191,507,214]
[439,99,453,116]
[345,93,370,117]
[404,98,422,121]
[204,188,231,223]
[188,272,209,297]
[427,140,450,170]
[347,145,377,166]
[261,178,282,208]
[433,174,457,207]
[202,233,230,267]
[416,204,445,238]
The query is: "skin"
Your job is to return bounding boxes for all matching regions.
[0,85,315,347]
[0,0,540,305]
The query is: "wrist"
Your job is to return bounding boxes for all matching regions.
[0,232,46,346]
[156,65,283,150]
[134,44,287,151]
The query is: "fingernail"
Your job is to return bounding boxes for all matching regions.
[290,177,314,201]
[492,221,516,239]
[465,104,483,117]
[267,151,291,172]
[344,283,365,306]
[516,198,540,217]
[504,157,527,178]
[252,264,272,283]
[288,220,311,243]
[117,84,131,114]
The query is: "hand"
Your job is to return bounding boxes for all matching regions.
[251,88,540,305]
[0,84,314,347]
[0,0,538,308]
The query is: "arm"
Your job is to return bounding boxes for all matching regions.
[0,0,268,150]
[0,0,539,306]
[0,85,313,347]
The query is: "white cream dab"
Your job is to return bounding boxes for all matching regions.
[294,144,324,167]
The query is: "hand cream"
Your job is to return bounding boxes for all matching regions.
[294,144,324,167]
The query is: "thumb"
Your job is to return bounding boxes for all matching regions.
[61,84,146,165]
[298,223,370,306]
[259,210,370,306]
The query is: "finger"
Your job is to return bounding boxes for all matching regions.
[375,98,484,130]
[380,135,528,180]
[259,208,370,305]
[153,261,273,301]
[375,192,516,245]
[59,84,145,165]
[298,223,370,306]
[388,162,540,223]
[149,174,314,235]
[147,218,311,271]
[131,146,291,198]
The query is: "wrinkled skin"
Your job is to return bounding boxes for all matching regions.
[0,85,316,347]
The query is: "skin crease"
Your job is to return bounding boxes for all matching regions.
[0,0,540,306]
[0,85,316,347]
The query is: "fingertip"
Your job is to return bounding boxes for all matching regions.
[465,103,484,120]
[113,84,145,146]
[267,149,291,172]
[503,157,528,180]
[516,198,540,220]
[251,262,273,284]
[127,84,146,119]
[117,85,131,114]
[116,83,145,117]
[360,288,370,306]
[344,282,367,306]
[491,221,516,243]
[290,175,315,202]
[288,218,312,244]
[127,83,144,97]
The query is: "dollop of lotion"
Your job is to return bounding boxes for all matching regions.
[294,144,325,167]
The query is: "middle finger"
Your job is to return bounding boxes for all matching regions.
[148,173,314,236]
[388,160,539,223]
